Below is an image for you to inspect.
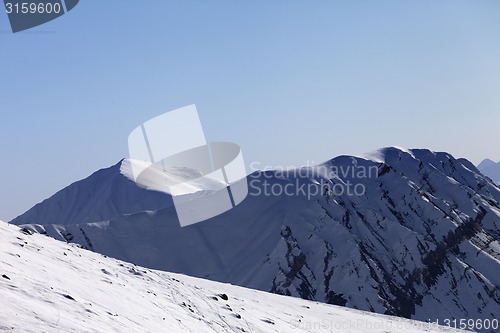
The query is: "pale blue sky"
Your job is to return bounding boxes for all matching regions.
[1,0,499,221]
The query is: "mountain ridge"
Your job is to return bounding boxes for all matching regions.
[10,160,173,227]
[13,147,500,331]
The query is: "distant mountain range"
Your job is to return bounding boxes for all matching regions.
[11,147,500,331]
[478,159,500,185]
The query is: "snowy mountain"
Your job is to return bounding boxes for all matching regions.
[478,159,500,185]
[0,221,467,333]
[10,159,173,226]
[12,147,500,331]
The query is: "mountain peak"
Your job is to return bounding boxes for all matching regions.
[478,158,497,169]
[477,158,500,185]
[10,160,173,226]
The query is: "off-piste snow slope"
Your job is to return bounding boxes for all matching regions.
[11,147,500,330]
[0,221,466,333]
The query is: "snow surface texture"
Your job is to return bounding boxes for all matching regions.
[0,221,466,333]
[12,147,500,331]
[477,159,500,185]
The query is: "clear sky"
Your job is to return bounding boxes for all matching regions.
[1,0,499,221]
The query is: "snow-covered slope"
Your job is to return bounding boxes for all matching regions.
[10,160,173,226]
[478,158,500,185]
[15,147,500,330]
[0,221,465,333]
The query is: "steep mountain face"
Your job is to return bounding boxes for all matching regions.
[10,160,172,226]
[1,221,466,333]
[17,148,500,331]
[478,158,500,185]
